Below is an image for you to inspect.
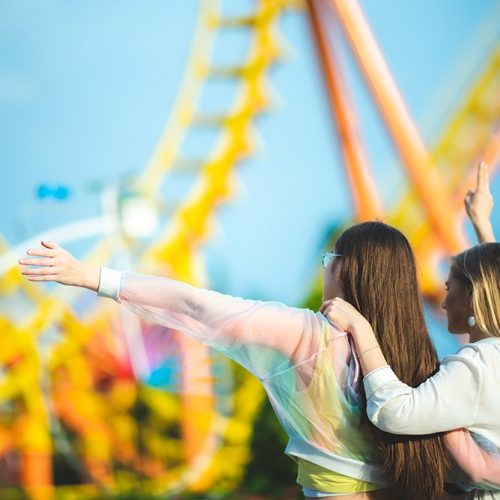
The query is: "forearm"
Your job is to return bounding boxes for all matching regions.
[99,269,202,315]
[350,320,388,375]
[81,263,101,292]
[471,219,496,243]
[445,430,500,485]
[98,270,237,346]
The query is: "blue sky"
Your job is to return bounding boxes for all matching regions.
[1,0,499,357]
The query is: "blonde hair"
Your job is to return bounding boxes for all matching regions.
[452,243,500,338]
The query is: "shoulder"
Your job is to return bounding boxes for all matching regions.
[454,338,500,359]
[312,313,348,340]
[441,339,500,375]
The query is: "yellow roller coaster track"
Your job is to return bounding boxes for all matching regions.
[0,0,300,497]
[388,47,500,297]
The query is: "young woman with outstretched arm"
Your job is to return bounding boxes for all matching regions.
[20,221,457,499]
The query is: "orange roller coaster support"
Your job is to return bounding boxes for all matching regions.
[330,0,466,252]
[413,134,500,297]
[22,452,52,500]
[307,0,382,221]
[179,334,216,491]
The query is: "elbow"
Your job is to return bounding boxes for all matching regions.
[456,462,483,484]
[184,296,202,317]
[467,471,482,484]
[371,420,400,434]
[367,393,418,435]
[369,408,408,435]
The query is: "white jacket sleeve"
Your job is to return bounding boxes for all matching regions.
[363,347,483,434]
[97,268,329,379]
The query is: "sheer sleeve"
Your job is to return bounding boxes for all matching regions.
[116,272,324,379]
[445,430,500,488]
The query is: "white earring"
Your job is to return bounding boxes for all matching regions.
[467,315,476,327]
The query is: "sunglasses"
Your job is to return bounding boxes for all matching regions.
[322,252,342,269]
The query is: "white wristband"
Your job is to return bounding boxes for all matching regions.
[97,267,123,301]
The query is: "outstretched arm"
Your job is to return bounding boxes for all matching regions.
[465,161,496,243]
[20,243,326,377]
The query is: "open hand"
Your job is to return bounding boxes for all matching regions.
[19,241,100,291]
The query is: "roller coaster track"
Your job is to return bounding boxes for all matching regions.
[0,1,497,497]
[0,0,298,496]
[388,48,500,297]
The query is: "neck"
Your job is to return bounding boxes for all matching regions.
[468,326,488,343]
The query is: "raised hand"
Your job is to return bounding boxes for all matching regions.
[19,241,100,291]
[464,161,495,243]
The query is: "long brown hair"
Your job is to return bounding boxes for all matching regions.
[335,222,449,499]
[453,243,500,337]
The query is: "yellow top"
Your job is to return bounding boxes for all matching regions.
[291,324,383,493]
[297,458,381,494]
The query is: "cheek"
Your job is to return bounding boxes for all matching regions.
[322,266,343,300]
[330,265,344,298]
[322,272,330,297]
[445,289,469,331]
[323,274,335,296]
[445,291,458,315]
[443,293,451,310]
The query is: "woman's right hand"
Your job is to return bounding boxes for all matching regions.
[321,298,387,374]
[464,161,495,243]
[320,297,370,335]
[19,241,100,291]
